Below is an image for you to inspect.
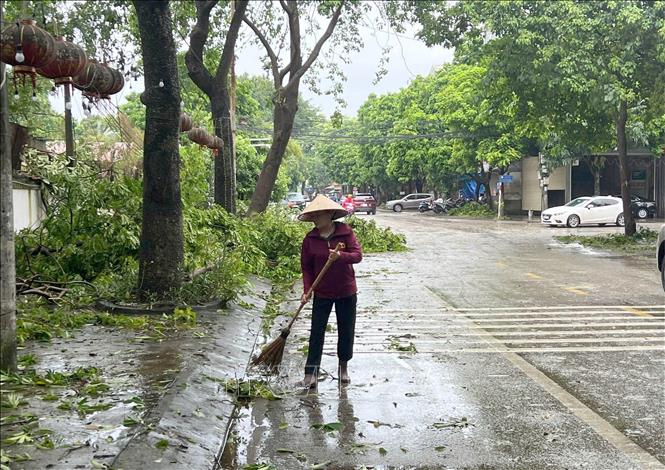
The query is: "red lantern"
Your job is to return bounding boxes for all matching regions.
[36,36,87,85]
[73,60,122,100]
[179,113,193,133]
[104,66,124,97]
[1,19,56,92]
[188,128,212,146]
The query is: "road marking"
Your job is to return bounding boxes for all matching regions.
[624,307,653,318]
[565,287,589,296]
[497,350,665,469]
[496,261,508,268]
[354,329,665,338]
[358,305,665,313]
[307,345,665,354]
[526,272,543,279]
[360,309,663,317]
[453,305,665,312]
[349,337,665,346]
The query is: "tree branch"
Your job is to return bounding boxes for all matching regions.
[286,0,301,75]
[243,15,281,87]
[214,0,249,86]
[185,0,217,96]
[284,0,344,92]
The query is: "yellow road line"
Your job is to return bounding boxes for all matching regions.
[623,307,653,318]
[496,261,508,268]
[526,272,543,279]
[565,287,588,296]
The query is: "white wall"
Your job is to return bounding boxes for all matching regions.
[12,186,45,232]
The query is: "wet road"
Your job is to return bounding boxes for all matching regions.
[222,213,665,469]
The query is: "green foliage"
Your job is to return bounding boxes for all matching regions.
[215,378,282,401]
[555,228,658,253]
[14,301,198,346]
[346,216,407,253]
[447,202,495,218]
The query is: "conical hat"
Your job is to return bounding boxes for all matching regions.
[297,194,348,221]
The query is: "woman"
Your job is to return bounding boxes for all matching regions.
[298,195,363,388]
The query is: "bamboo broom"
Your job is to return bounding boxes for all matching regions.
[251,242,346,371]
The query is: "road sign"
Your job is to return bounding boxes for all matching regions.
[500,174,513,183]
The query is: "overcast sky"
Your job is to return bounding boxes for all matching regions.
[233,21,454,117]
[52,12,453,121]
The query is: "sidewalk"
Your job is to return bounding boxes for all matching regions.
[1,279,270,470]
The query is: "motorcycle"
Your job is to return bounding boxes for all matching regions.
[419,198,448,214]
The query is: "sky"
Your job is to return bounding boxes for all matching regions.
[50,10,454,121]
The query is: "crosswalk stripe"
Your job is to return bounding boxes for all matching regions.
[357,310,664,317]
[292,345,665,354]
[347,337,665,346]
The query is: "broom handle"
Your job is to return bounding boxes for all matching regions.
[285,242,345,331]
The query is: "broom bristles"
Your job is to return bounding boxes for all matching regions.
[252,330,288,371]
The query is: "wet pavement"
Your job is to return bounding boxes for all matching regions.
[1,279,271,470]
[222,213,664,469]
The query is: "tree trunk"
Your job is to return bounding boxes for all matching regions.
[616,100,635,235]
[593,170,601,195]
[248,87,299,214]
[134,0,184,295]
[1,58,17,371]
[211,90,235,213]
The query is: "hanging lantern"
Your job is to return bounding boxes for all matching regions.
[72,60,117,100]
[188,128,213,146]
[210,136,224,149]
[36,36,87,85]
[1,19,56,92]
[179,113,193,133]
[104,66,124,97]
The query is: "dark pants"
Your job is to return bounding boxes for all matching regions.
[305,294,357,376]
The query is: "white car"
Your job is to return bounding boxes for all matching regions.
[541,196,625,228]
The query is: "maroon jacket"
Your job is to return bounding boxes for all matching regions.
[301,222,362,299]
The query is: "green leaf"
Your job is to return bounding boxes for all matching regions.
[379,447,388,456]
[310,422,344,432]
[155,439,169,449]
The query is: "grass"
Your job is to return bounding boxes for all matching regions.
[555,227,658,253]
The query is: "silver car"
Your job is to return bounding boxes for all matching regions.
[657,224,665,292]
[385,193,433,212]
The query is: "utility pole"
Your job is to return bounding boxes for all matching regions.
[539,153,549,211]
[64,82,75,165]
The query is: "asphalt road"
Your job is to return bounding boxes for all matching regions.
[221,212,665,470]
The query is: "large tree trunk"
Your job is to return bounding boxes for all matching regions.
[134,0,184,295]
[248,87,299,214]
[186,1,247,214]
[616,100,636,236]
[1,57,17,371]
[211,90,235,213]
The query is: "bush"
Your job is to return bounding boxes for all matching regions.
[447,201,495,218]
[15,150,407,307]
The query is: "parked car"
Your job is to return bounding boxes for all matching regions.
[353,193,377,215]
[631,194,657,219]
[283,192,307,210]
[541,196,625,228]
[658,225,665,291]
[386,193,433,212]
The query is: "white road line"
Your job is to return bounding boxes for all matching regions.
[292,321,665,333]
[454,305,665,312]
[356,305,665,313]
[299,345,665,354]
[350,337,665,346]
[359,310,663,318]
[353,329,665,338]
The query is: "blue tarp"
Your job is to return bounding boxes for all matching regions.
[459,178,485,199]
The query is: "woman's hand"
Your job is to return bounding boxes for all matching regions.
[328,249,341,262]
[301,292,312,304]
